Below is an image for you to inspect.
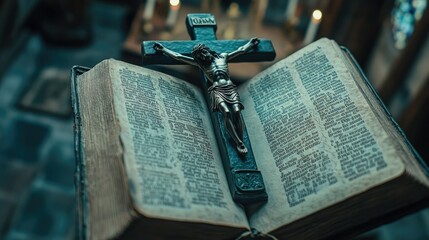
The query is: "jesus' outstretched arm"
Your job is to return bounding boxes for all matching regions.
[153,42,198,66]
[227,37,260,61]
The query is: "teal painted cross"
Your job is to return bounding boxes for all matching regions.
[141,13,276,209]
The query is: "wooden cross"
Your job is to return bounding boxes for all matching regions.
[141,13,276,209]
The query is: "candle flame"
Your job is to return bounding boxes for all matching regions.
[312,10,322,21]
[170,0,180,7]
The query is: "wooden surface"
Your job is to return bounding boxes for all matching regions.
[399,78,429,164]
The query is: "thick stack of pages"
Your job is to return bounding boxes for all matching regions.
[72,38,429,239]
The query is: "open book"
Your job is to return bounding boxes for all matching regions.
[72,38,429,239]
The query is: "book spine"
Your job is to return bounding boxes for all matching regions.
[235,228,278,240]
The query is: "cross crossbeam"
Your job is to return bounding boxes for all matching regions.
[142,39,275,65]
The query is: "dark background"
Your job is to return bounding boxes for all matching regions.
[0,0,427,239]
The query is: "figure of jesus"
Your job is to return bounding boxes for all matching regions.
[153,38,260,155]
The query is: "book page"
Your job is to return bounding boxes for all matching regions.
[77,61,134,239]
[238,39,404,233]
[109,60,248,228]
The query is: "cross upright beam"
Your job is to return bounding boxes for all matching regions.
[141,13,276,209]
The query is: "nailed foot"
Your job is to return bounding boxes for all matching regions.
[237,143,248,155]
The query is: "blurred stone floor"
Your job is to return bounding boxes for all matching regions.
[0,2,127,239]
[0,1,427,240]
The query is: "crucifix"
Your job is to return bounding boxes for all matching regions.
[141,13,276,209]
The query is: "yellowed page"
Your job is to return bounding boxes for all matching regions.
[108,59,248,229]
[238,39,404,233]
[77,61,134,239]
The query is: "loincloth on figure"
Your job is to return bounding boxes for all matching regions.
[208,83,244,112]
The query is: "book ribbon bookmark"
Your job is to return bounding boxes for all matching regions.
[142,13,276,210]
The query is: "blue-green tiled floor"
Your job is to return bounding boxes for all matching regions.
[0,2,127,239]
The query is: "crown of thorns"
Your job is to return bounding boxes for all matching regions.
[192,44,208,54]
